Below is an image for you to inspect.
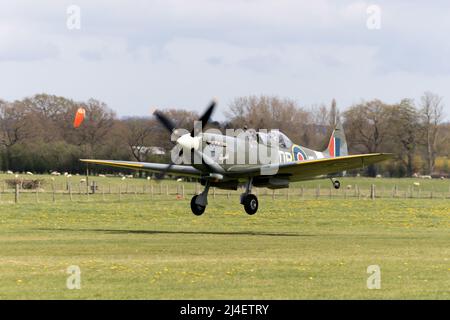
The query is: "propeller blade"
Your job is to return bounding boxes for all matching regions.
[154,111,176,133]
[192,149,225,174]
[191,99,216,136]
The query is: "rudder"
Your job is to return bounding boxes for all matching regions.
[324,121,348,158]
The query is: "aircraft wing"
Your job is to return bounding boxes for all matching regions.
[227,153,393,181]
[80,159,202,177]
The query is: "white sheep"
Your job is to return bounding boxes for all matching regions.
[6,170,13,174]
[26,171,33,175]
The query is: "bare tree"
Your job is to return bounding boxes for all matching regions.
[122,117,156,162]
[344,100,392,176]
[0,101,34,169]
[23,93,77,142]
[420,91,444,175]
[70,99,116,158]
[225,95,312,145]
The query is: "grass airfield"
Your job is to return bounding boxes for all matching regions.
[0,176,449,299]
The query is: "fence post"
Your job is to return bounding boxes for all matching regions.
[69,182,73,201]
[52,182,56,203]
[119,185,122,202]
[272,189,275,200]
[15,183,19,204]
[370,184,376,200]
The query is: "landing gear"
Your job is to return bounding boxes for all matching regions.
[242,194,258,215]
[240,178,259,215]
[331,179,341,189]
[190,181,210,216]
[190,178,261,216]
[190,195,206,216]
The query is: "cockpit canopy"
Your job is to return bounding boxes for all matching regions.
[256,131,293,149]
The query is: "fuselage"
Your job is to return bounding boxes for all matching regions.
[195,131,327,168]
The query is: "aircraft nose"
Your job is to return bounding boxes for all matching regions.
[176,133,200,150]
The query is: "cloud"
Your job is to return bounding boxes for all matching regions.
[0,0,449,118]
[79,50,103,61]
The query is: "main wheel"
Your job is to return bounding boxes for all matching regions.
[190,195,206,216]
[243,194,258,215]
[333,180,341,189]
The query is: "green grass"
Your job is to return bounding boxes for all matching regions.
[0,190,449,299]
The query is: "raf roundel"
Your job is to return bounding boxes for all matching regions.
[292,145,307,161]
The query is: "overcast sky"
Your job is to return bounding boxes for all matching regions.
[1,0,449,119]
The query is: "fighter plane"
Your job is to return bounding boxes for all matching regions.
[81,100,392,216]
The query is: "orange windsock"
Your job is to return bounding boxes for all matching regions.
[73,107,86,128]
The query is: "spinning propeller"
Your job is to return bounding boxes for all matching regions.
[153,99,217,179]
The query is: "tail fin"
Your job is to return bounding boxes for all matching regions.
[324,121,348,158]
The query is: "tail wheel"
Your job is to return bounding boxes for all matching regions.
[243,194,258,215]
[333,180,341,189]
[190,195,206,216]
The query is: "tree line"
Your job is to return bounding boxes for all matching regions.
[0,93,448,177]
